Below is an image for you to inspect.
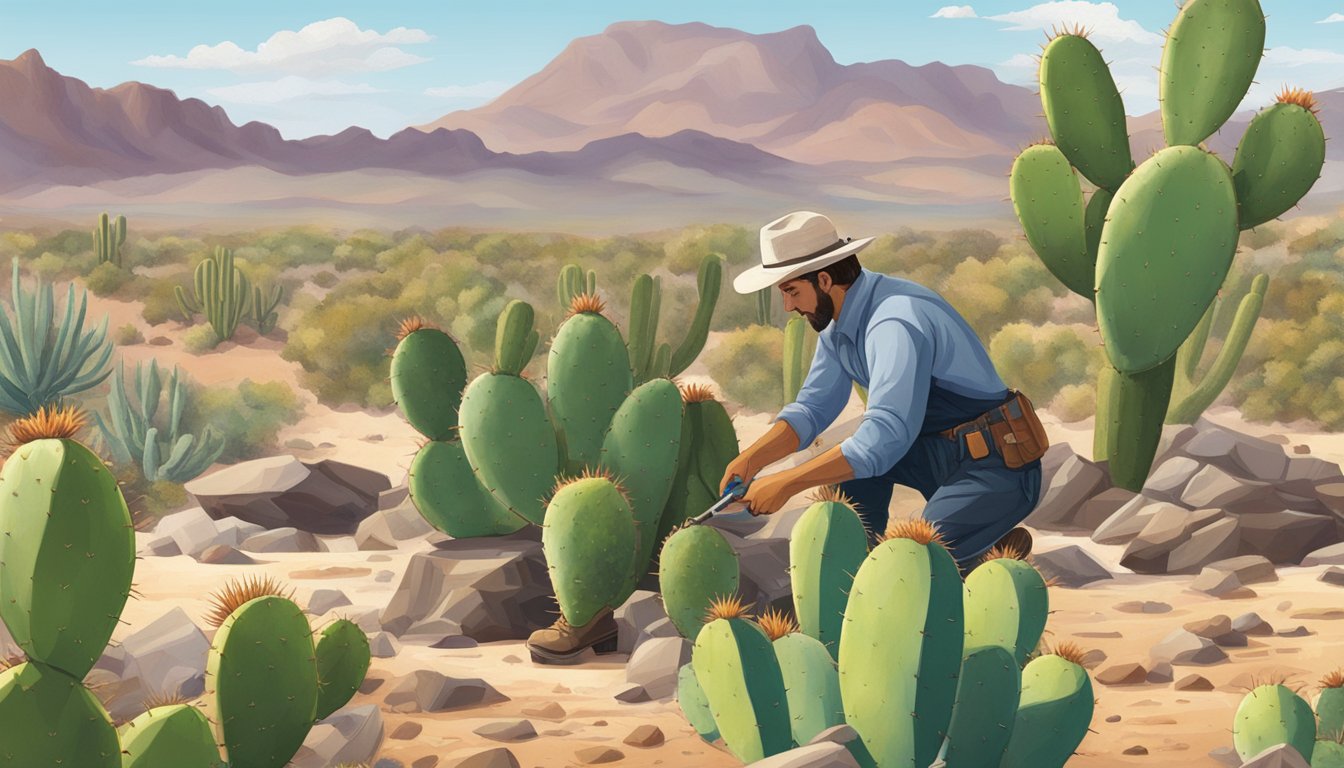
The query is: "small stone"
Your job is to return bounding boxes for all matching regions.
[1208,746,1241,767]
[522,702,566,719]
[1278,601,1292,611]
[1174,674,1214,691]
[1123,746,1149,755]
[1293,444,1310,454]
[368,554,393,562]
[553,684,571,694]
[391,721,423,740]
[1320,567,1344,587]
[501,654,522,664]
[592,720,607,726]
[614,684,650,703]
[1096,663,1147,685]
[575,746,624,765]
[1080,649,1107,669]
[430,635,479,649]
[149,336,172,346]
[624,725,665,747]
[1276,626,1311,637]
[359,676,384,694]
[370,632,401,658]
[1232,612,1274,636]
[412,758,439,768]
[1147,663,1174,683]
[472,720,537,742]
[1106,715,1121,723]
[197,544,255,564]
[285,438,315,450]
[375,570,396,583]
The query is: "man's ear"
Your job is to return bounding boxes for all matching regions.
[816,271,833,294]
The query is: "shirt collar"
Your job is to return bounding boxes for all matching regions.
[829,268,873,343]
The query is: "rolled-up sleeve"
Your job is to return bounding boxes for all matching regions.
[774,334,849,451]
[839,318,932,479]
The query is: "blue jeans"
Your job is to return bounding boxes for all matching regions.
[838,431,1042,574]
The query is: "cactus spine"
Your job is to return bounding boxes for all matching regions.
[93,212,126,266]
[175,246,253,342]
[659,524,740,641]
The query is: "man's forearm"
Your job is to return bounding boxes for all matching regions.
[780,445,855,495]
[744,419,804,470]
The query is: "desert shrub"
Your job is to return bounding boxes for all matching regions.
[664,224,753,274]
[183,324,219,353]
[989,322,1105,407]
[942,253,1063,339]
[332,230,395,271]
[1233,291,1344,428]
[1286,217,1344,257]
[85,261,131,297]
[113,323,144,345]
[128,235,206,269]
[312,270,338,288]
[141,277,187,325]
[1049,383,1096,424]
[1240,223,1284,250]
[704,324,786,413]
[184,378,304,464]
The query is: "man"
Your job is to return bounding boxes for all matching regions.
[721,210,1045,575]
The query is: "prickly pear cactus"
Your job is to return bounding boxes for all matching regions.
[408,438,527,538]
[119,704,221,768]
[1233,683,1317,764]
[542,473,640,627]
[659,524,740,641]
[314,619,371,721]
[1160,0,1266,147]
[0,661,121,767]
[944,644,1021,768]
[391,317,467,441]
[789,488,869,660]
[676,662,720,743]
[762,611,846,748]
[548,294,633,475]
[657,383,738,544]
[1319,671,1344,741]
[999,644,1097,768]
[963,555,1049,668]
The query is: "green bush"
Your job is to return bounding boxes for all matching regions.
[141,276,187,325]
[183,323,219,353]
[1233,291,1344,429]
[85,261,130,297]
[183,378,304,464]
[663,224,752,274]
[942,253,1063,340]
[113,323,143,345]
[704,324,786,413]
[1049,383,1095,424]
[989,322,1105,407]
[312,270,338,288]
[29,252,69,282]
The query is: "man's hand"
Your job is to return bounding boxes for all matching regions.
[740,472,796,516]
[720,453,758,496]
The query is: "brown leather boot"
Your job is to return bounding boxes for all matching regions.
[526,610,619,665]
[994,527,1033,559]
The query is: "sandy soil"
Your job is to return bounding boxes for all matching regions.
[104,291,1344,767]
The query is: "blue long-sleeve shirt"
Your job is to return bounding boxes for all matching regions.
[775,268,1011,479]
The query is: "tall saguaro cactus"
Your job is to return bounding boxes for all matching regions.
[1009,1,1326,490]
[93,212,126,267]
[175,247,253,343]
[627,253,723,384]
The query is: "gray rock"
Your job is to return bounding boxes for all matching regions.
[1150,629,1228,666]
[213,516,268,547]
[1238,743,1311,768]
[1032,545,1114,587]
[1231,613,1273,636]
[443,749,521,768]
[242,526,321,553]
[1038,442,1077,489]
[615,591,667,654]
[613,684,650,703]
[308,588,353,616]
[625,637,690,699]
[749,504,810,541]
[375,569,395,583]
[1230,438,1289,482]
[317,535,359,553]
[383,670,508,713]
[1092,494,1162,545]
[705,510,771,539]
[141,534,182,557]
[1281,456,1344,496]
[1025,454,1107,530]
[379,529,554,642]
[1320,567,1344,587]
[379,484,410,511]
[155,507,228,557]
[1146,662,1173,683]
[1121,505,1221,573]
[1317,482,1344,516]
[634,617,682,651]
[1153,424,1198,467]
[807,725,862,748]
[1190,568,1247,597]
[719,529,793,613]
[291,704,384,768]
[357,501,434,550]
[197,544,255,564]
[1074,488,1138,530]
[473,720,536,742]
[1204,555,1278,584]
[1181,465,1268,509]
[1167,517,1240,574]
[370,632,401,658]
[1302,542,1344,566]
[184,456,389,535]
[1181,427,1240,466]
[1208,746,1241,767]
[1236,510,1337,564]
[91,606,210,721]
[748,743,862,768]
[1142,457,1202,503]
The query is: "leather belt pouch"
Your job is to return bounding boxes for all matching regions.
[988,390,1050,469]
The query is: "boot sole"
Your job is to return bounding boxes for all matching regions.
[527,633,619,665]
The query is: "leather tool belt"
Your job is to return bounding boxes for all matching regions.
[939,389,1050,468]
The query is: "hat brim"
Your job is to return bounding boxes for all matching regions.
[732,236,875,294]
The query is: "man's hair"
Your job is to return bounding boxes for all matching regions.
[796,254,862,289]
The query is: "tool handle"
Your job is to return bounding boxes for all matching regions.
[688,477,748,525]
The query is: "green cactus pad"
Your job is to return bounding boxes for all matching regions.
[1040,33,1134,191]
[495,300,536,375]
[120,704,221,768]
[409,439,527,537]
[1084,188,1112,277]
[1096,145,1239,374]
[1104,356,1177,492]
[773,631,845,747]
[1233,684,1316,763]
[657,392,738,544]
[0,661,120,767]
[391,326,467,441]
[547,306,632,474]
[599,377,684,599]
[676,662,720,743]
[693,616,793,763]
[542,476,640,626]
[944,644,1020,768]
[839,535,964,768]
[1010,144,1093,300]
[790,497,868,660]
[1232,101,1327,230]
[659,525,740,640]
[0,437,134,679]
[1314,740,1344,768]
[206,595,319,768]
[1000,653,1096,768]
[1319,685,1344,741]
[460,371,558,525]
[963,558,1049,668]
[314,619,371,721]
[1160,0,1266,147]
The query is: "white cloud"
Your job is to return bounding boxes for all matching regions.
[987,1,1162,45]
[131,17,432,75]
[424,81,512,99]
[999,53,1038,69]
[932,6,978,19]
[206,76,382,105]
[1263,46,1344,67]
[1317,13,1344,23]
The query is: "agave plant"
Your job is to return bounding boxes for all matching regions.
[0,258,114,416]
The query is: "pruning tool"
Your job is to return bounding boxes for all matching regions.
[686,477,749,525]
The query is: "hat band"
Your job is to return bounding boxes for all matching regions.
[766,237,853,269]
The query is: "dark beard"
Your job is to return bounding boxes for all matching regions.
[803,289,835,332]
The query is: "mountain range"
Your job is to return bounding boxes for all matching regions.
[0,21,1338,233]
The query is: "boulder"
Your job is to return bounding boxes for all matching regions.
[141,534,182,557]
[357,500,434,550]
[1203,555,1278,584]
[625,637,690,700]
[291,705,384,768]
[1120,505,1221,573]
[241,527,321,553]
[213,516,268,547]
[154,507,229,557]
[1320,567,1344,587]
[1025,455,1107,530]
[91,607,210,721]
[1190,569,1247,598]
[1231,613,1274,636]
[1074,488,1138,530]
[307,588,353,616]
[1315,482,1344,517]
[719,529,793,613]
[1236,511,1337,563]
[1302,542,1344,566]
[1149,629,1228,666]
[379,484,410,511]
[383,671,507,713]
[1180,427,1240,470]
[184,456,389,535]
[1230,438,1289,482]
[1281,456,1343,497]
[1153,424,1198,467]
[1030,545,1113,588]
[197,544,255,564]
[614,591,667,654]
[443,749,520,768]
[1166,517,1241,574]
[380,529,554,641]
[1142,457,1202,503]
[1180,465,1268,509]
[1239,743,1311,768]
[1092,495,1163,545]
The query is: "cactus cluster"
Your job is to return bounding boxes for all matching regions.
[1231,670,1344,766]
[1009,0,1326,490]
[93,212,127,267]
[0,405,368,767]
[175,246,254,343]
[668,493,1093,767]
[392,256,736,626]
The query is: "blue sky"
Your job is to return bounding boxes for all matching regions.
[3,1,1342,139]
